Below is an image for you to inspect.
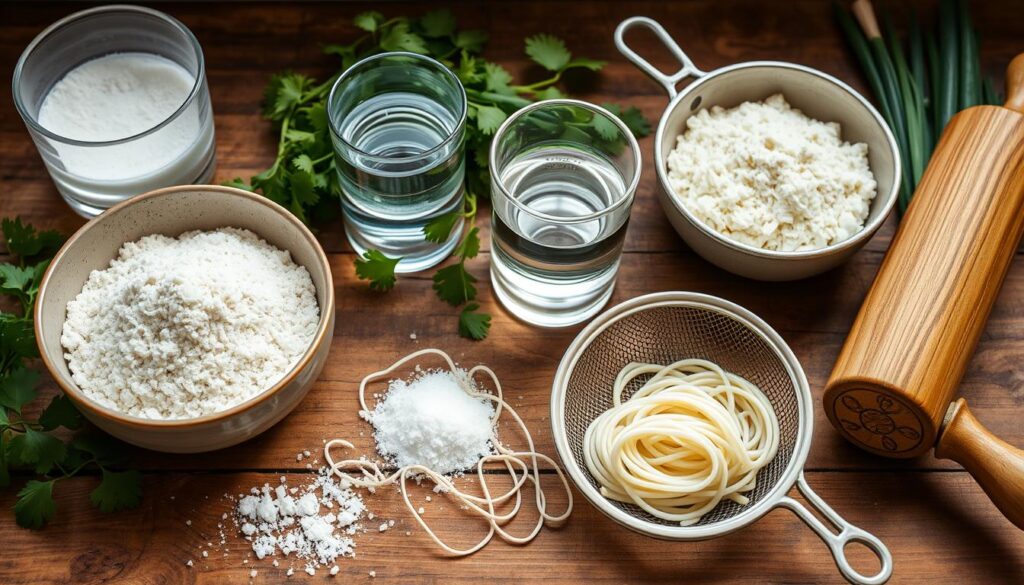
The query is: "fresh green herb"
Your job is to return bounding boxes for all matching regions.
[0,218,142,529]
[354,250,402,292]
[836,0,1000,214]
[231,9,650,339]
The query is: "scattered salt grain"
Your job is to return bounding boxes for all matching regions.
[330,565,340,576]
[369,570,376,578]
[234,467,365,574]
[249,569,257,578]
[185,520,192,526]
[417,507,425,515]
[186,560,193,568]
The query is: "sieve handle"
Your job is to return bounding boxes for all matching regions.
[614,16,706,99]
[777,472,893,585]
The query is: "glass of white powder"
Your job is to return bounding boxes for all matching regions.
[12,5,216,217]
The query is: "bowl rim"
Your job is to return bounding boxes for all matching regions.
[653,60,901,261]
[34,184,335,429]
[549,291,813,540]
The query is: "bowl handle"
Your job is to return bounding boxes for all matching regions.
[614,16,706,99]
[776,472,893,585]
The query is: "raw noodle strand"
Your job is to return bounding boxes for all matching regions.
[325,349,573,556]
[583,359,779,526]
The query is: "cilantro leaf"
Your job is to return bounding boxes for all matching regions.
[0,435,10,489]
[455,52,484,85]
[355,250,401,292]
[615,105,652,137]
[0,263,34,299]
[354,11,384,32]
[484,63,515,95]
[423,210,463,244]
[1,218,63,260]
[525,34,572,72]
[476,106,508,135]
[419,9,456,38]
[433,262,477,306]
[380,22,428,54]
[8,428,66,474]
[91,469,143,513]
[564,58,606,72]
[39,394,83,431]
[592,113,621,141]
[264,73,313,121]
[224,178,255,192]
[72,431,131,468]
[454,30,488,52]
[456,227,481,260]
[14,479,56,529]
[534,86,565,100]
[0,367,40,414]
[459,303,491,340]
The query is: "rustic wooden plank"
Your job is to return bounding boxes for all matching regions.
[1,2,1023,583]
[0,470,1019,584]
[15,249,1021,473]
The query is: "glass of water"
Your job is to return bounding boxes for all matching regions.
[489,100,641,327]
[328,52,467,273]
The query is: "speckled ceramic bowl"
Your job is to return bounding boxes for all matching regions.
[34,185,335,453]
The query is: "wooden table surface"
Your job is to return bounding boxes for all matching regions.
[1,1,1022,583]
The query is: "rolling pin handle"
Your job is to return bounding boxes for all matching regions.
[935,399,1024,530]
[1005,54,1024,114]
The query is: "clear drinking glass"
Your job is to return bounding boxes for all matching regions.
[12,5,216,218]
[328,52,467,273]
[489,100,641,328]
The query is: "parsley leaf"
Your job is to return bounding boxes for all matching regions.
[459,303,492,340]
[355,250,401,292]
[565,58,606,71]
[9,428,66,475]
[0,367,40,414]
[354,11,384,33]
[0,315,37,363]
[423,209,463,244]
[615,105,652,137]
[39,394,84,431]
[484,63,515,95]
[0,435,10,489]
[433,263,477,306]
[1,218,63,261]
[419,9,456,38]
[454,29,488,52]
[476,105,508,135]
[14,479,56,529]
[91,469,143,513]
[72,431,131,468]
[380,22,428,54]
[526,34,572,71]
[455,227,481,259]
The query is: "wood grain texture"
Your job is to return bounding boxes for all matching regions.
[825,99,1024,457]
[0,1,1022,584]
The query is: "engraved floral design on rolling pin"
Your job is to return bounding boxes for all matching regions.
[836,391,924,453]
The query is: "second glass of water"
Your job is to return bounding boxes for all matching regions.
[489,100,641,327]
[328,52,466,272]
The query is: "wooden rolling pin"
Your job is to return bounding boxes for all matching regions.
[824,54,1024,529]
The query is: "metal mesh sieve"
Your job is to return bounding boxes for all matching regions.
[552,292,810,538]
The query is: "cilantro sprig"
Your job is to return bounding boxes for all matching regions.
[231,9,651,339]
[1,218,142,529]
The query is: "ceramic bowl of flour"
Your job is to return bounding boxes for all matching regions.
[34,185,335,453]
